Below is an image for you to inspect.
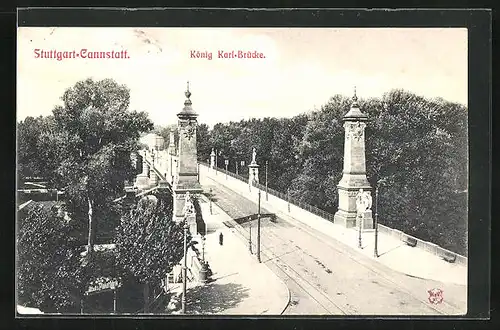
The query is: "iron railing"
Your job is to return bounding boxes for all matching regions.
[200,162,336,223]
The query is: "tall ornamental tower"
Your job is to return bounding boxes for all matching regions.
[173,82,203,223]
[333,88,373,229]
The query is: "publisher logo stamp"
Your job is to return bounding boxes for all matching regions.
[427,288,444,304]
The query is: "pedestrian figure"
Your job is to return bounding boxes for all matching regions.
[219,232,224,246]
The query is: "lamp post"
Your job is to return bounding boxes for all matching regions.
[225,159,229,179]
[170,155,173,184]
[215,149,218,175]
[287,188,290,212]
[374,185,379,257]
[113,288,117,313]
[236,160,239,176]
[257,189,261,263]
[265,160,268,201]
[374,178,386,258]
[356,188,370,249]
[209,188,213,215]
[249,221,252,254]
[201,235,206,262]
[358,213,363,249]
[181,194,194,314]
[182,219,188,314]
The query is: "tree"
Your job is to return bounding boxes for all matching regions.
[199,89,468,254]
[115,192,188,312]
[38,78,154,262]
[290,95,349,213]
[154,124,179,150]
[17,115,56,180]
[196,123,211,162]
[364,90,468,254]
[17,204,86,312]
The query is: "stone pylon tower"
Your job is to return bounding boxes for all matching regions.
[333,88,373,229]
[173,82,203,224]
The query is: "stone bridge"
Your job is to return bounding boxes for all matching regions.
[128,84,466,315]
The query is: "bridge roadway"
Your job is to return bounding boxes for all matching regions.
[203,181,467,315]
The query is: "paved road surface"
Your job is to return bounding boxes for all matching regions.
[204,182,467,315]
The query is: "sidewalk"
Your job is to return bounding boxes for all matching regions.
[173,197,290,315]
[272,209,467,286]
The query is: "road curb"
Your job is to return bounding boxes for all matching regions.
[279,278,292,315]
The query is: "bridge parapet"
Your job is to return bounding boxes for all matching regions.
[199,162,467,266]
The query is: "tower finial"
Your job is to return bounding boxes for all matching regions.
[185,81,191,99]
[353,86,357,101]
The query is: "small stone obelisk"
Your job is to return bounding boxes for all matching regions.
[173,82,203,224]
[210,148,215,169]
[248,148,260,187]
[168,130,176,155]
[333,88,373,229]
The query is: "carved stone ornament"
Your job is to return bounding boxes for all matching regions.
[183,121,196,140]
[346,122,365,141]
[356,189,372,213]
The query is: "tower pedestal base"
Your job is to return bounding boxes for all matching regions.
[135,174,150,190]
[334,209,373,229]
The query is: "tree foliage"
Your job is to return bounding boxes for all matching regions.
[115,192,189,310]
[27,78,154,259]
[17,204,86,312]
[17,78,155,312]
[200,89,468,254]
[17,115,56,180]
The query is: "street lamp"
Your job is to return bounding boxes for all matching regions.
[256,189,262,263]
[265,160,269,201]
[170,154,173,184]
[172,159,177,184]
[182,219,189,314]
[236,159,239,176]
[181,193,195,314]
[209,188,213,215]
[356,188,371,249]
[374,178,387,258]
[358,212,363,249]
[201,235,206,262]
[224,159,229,179]
[248,221,252,254]
[374,185,379,257]
[215,149,218,175]
[287,188,290,212]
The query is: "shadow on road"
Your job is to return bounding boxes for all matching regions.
[185,282,250,314]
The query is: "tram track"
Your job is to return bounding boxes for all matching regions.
[227,216,349,314]
[258,216,451,315]
[207,181,464,315]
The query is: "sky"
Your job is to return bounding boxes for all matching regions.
[17,27,467,127]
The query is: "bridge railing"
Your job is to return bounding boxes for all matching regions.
[199,161,336,223]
